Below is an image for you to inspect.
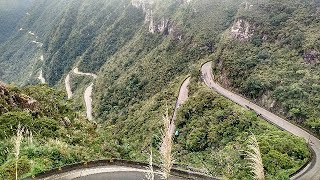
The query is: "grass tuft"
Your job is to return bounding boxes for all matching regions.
[245,134,265,180]
[14,123,24,180]
[159,109,174,180]
[145,148,155,180]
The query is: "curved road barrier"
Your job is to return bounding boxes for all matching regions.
[201,61,320,180]
[24,77,212,180]
[24,159,214,180]
[24,29,46,84]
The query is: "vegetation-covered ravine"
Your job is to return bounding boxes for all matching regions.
[0,0,318,179]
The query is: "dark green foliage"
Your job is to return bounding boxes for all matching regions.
[79,4,145,73]
[0,0,33,44]
[174,88,309,179]
[0,0,316,178]
[95,0,241,125]
[0,156,31,180]
[0,84,99,178]
[0,112,58,139]
[214,0,320,136]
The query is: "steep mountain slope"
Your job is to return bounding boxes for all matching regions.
[0,82,98,179]
[0,0,34,44]
[0,0,241,122]
[0,0,317,179]
[213,0,320,137]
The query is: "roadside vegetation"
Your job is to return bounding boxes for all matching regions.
[0,0,317,179]
[213,0,320,137]
[174,84,309,179]
[0,84,97,179]
[0,81,310,179]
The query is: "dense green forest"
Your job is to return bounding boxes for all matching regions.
[0,83,98,179]
[213,0,320,137]
[175,83,309,179]
[0,82,310,179]
[0,0,34,43]
[0,0,318,179]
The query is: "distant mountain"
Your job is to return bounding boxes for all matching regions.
[0,0,34,44]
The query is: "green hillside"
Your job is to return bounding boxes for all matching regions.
[0,83,98,179]
[0,0,34,44]
[213,0,320,137]
[0,0,318,179]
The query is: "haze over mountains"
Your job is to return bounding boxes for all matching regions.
[0,0,34,43]
[0,0,319,179]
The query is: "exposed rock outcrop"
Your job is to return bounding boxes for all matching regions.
[14,94,40,111]
[231,18,254,41]
[60,117,72,127]
[38,70,46,84]
[171,25,183,41]
[131,0,154,13]
[0,82,40,113]
[148,17,183,40]
[132,0,183,40]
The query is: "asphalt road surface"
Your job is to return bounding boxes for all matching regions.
[74,172,184,180]
[201,61,320,180]
[72,68,97,121]
[83,83,94,121]
[171,77,191,134]
[43,166,185,180]
[42,78,196,180]
[40,62,320,180]
[65,74,73,99]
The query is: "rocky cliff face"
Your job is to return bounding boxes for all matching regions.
[132,0,183,40]
[0,82,39,114]
[149,18,183,40]
[230,18,253,41]
[131,0,154,12]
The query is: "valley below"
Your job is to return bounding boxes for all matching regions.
[0,0,319,179]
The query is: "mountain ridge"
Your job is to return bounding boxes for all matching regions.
[0,0,318,179]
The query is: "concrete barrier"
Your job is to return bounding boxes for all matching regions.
[24,159,216,180]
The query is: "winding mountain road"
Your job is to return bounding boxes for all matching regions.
[28,31,35,36]
[30,62,320,179]
[73,68,97,122]
[38,70,46,84]
[24,28,46,84]
[201,61,320,180]
[171,77,190,134]
[32,40,43,47]
[65,74,73,99]
[84,83,94,121]
[173,77,190,120]
[73,68,97,79]
[30,78,204,180]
